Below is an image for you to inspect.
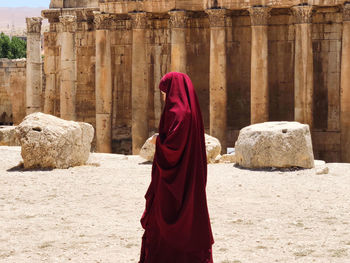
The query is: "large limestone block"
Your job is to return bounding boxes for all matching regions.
[139,134,157,162]
[205,134,221,164]
[0,126,19,146]
[235,122,314,169]
[139,133,221,164]
[15,112,94,169]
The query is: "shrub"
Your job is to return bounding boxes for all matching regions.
[0,32,26,59]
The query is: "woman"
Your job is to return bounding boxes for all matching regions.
[139,72,214,263]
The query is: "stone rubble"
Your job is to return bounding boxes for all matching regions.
[139,134,157,162]
[235,122,314,169]
[15,112,94,169]
[140,133,222,164]
[205,134,222,164]
[314,160,329,175]
[218,153,237,164]
[0,126,19,146]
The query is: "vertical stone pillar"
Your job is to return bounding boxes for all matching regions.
[130,12,149,154]
[26,17,43,115]
[94,13,113,153]
[341,4,350,162]
[59,15,77,121]
[43,33,56,115]
[42,11,60,115]
[169,10,187,73]
[292,5,314,128]
[153,44,163,128]
[249,7,270,124]
[206,8,228,153]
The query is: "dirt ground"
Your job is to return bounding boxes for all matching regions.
[1,146,350,263]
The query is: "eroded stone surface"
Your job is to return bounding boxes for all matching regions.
[15,112,94,169]
[139,134,157,162]
[0,59,27,125]
[314,160,329,175]
[205,134,222,164]
[235,122,314,169]
[219,153,236,164]
[26,17,43,115]
[0,126,19,146]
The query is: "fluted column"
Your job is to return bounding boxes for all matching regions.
[94,13,113,153]
[249,6,270,124]
[341,4,350,162]
[169,10,187,73]
[130,12,149,154]
[59,15,77,121]
[206,8,227,153]
[292,5,314,128]
[26,17,43,115]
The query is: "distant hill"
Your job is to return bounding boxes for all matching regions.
[0,7,49,37]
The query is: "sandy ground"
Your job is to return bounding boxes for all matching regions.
[1,146,350,263]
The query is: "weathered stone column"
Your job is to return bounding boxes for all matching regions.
[130,12,149,154]
[59,15,77,121]
[292,5,314,128]
[206,8,227,153]
[341,4,350,162]
[42,10,60,115]
[249,7,270,124]
[43,34,56,115]
[169,10,187,73]
[94,13,113,153]
[26,17,43,115]
[153,44,163,128]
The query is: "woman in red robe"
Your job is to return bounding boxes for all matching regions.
[139,72,214,263]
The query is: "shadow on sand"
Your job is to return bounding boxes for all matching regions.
[6,162,54,172]
[233,163,307,173]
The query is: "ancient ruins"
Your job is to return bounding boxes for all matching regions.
[0,59,26,125]
[16,112,94,169]
[1,0,350,162]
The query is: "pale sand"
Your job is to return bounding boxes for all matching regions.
[1,146,350,263]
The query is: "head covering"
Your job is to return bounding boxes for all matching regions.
[140,72,214,258]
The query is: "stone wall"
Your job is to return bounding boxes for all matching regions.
[187,16,210,129]
[76,30,96,126]
[268,9,295,123]
[110,20,133,154]
[0,59,26,125]
[227,13,252,131]
[312,7,342,161]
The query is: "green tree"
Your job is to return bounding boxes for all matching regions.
[0,33,11,58]
[10,36,26,59]
[0,33,26,59]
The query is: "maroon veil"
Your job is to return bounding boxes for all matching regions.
[139,72,214,263]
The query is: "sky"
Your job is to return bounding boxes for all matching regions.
[0,0,50,8]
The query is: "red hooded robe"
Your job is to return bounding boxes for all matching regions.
[139,72,214,263]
